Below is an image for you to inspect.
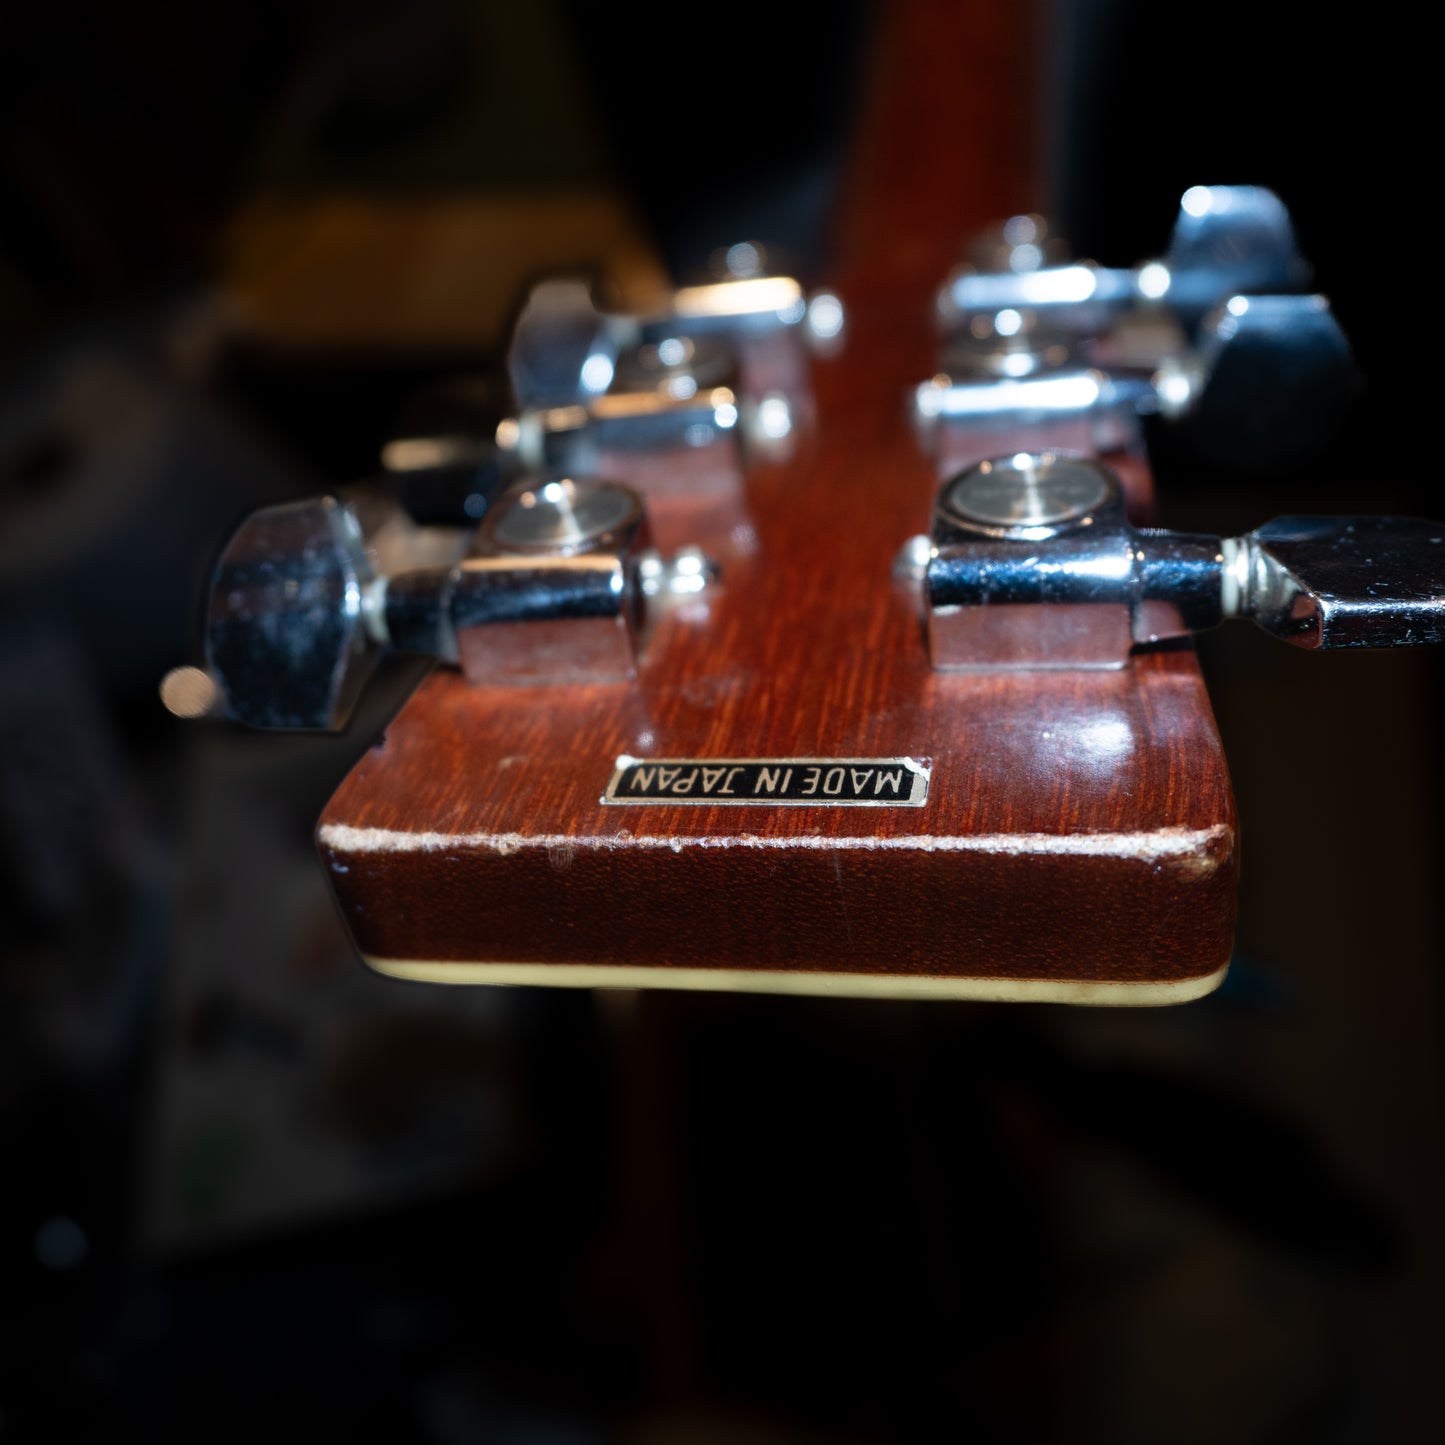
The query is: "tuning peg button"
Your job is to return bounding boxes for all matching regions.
[205,497,380,730]
[1186,294,1358,468]
[1162,185,1310,323]
[507,279,626,409]
[1231,517,1445,649]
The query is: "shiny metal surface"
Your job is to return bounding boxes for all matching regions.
[938,185,1308,334]
[376,479,651,687]
[927,456,1137,669]
[926,455,1228,670]
[387,269,820,531]
[666,275,809,333]
[918,289,1188,438]
[914,367,1161,430]
[379,566,457,662]
[1133,533,1231,642]
[456,478,650,686]
[1190,294,1357,467]
[663,240,843,347]
[962,213,1069,276]
[939,309,1073,380]
[805,291,846,347]
[939,453,1110,534]
[484,478,641,555]
[636,545,720,599]
[611,334,735,393]
[200,475,660,727]
[924,454,1445,669]
[505,388,745,477]
[515,261,843,375]
[915,291,1349,460]
[206,496,376,730]
[386,387,746,523]
[451,554,637,688]
[507,278,627,408]
[940,263,1132,334]
[891,533,932,582]
[371,475,652,688]
[1163,185,1308,317]
[1238,517,1445,649]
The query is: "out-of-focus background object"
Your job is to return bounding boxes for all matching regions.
[1,2,1437,1443]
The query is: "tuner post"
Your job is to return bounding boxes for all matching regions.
[447,477,650,688]
[926,454,1143,670]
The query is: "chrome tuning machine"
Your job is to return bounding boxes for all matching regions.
[935,184,1309,336]
[918,187,1354,467]
[655,240,845,355]
[503,278,766,477]
[923,453,1445,672]
[503,257,839,462]
[381,253,838,527]
[914,293,1355,466]
[186,475,716,731]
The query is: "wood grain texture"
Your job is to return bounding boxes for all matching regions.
[318,0,1238,998]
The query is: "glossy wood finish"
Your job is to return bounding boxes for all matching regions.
[319,1,1238,999]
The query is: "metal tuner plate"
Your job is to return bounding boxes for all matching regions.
[451,479,650,688]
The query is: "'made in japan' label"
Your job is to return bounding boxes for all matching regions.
[602,757,930,807]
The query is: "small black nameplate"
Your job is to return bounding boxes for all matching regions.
[602,757,930,807]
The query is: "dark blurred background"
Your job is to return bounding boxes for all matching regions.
[1,2,1437,1442]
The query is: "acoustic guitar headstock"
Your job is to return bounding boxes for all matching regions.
[172,128,1443,1006]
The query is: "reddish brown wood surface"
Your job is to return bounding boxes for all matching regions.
[318,0,1238,997]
